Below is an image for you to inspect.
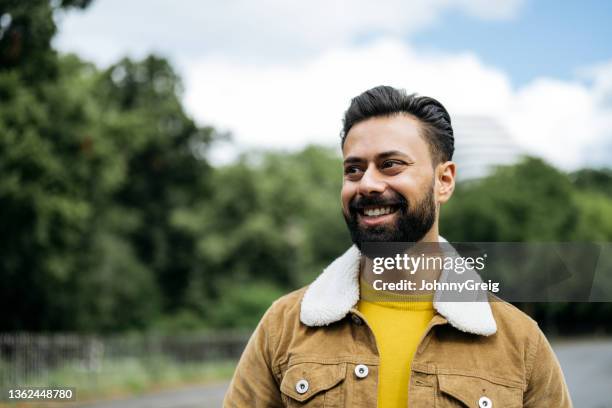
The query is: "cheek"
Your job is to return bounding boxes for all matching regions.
[387,171,434,203]
[340,182,356,211]
[387,176,419,199]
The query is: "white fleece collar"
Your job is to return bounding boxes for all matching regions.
[300,237,497,336]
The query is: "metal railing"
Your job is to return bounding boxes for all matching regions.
[0,332,249,388]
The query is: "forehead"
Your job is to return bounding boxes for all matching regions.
[342,114,430,161]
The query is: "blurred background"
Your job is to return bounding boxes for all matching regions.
[1,0,611,407]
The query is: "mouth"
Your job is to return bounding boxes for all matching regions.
[356,205,400,225]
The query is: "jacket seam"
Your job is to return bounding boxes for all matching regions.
[435,369,525,389]
[266,301,283,383]
[287,356,379,366]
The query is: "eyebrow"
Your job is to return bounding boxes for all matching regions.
[343,150,413,165]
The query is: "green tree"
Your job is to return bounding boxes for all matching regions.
[0,1,217,331]
[441,157,579,241]
[0,0,92,82]
[171,146,351,328]
[94,56,215,312]
[441,158,612,334]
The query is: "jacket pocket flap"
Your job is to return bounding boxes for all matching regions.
[438,373,523,407]
[280,362,347,402]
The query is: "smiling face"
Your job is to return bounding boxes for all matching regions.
[341,114,455,247]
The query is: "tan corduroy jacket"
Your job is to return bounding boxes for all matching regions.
[224,243,572,407]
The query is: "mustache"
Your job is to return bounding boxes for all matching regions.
[348,193,408,212]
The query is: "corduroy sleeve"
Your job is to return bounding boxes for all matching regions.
[223,306,282,408]
[523,329,572,407]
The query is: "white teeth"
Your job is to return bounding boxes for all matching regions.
[364,206,393,216]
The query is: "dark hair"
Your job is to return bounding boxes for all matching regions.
[341,85,454,164]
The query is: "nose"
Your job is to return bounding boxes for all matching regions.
[358,165,387,196]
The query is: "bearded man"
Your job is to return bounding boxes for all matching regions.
[224,86,572,407]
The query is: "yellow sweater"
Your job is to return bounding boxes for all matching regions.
[357,279,434,408]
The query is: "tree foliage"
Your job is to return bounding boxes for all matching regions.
[0,1,215,331]
[1,0,610,334]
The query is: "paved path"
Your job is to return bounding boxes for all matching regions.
[76,383,228,408]
[73,340,612,408]
[554,339,612,408]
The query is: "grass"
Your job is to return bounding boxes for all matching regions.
[0,357,237,407]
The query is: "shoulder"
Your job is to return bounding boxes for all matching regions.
[267,286,308,317]
[253,286,312,370]
[488,296,540,335]
[487,296,547,367]
[258,286,308,334]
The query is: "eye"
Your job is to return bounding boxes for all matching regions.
[344,166,363,180]
[381,160,403,169]
[344,165,363,176]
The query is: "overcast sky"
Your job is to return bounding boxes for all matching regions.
[54,0,612,169]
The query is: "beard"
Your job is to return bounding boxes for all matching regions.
[343,183,436,251]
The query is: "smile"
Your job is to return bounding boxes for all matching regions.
[359,205,399,218]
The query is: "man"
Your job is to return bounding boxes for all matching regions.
[224,86,572,407]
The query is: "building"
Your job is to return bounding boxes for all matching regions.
[452,116,524,182]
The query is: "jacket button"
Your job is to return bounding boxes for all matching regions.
[295,379,309,394]
[478,396,492,408]
[354,364,369,378]
[351,314,363,325]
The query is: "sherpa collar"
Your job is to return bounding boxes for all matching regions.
[300,237,497,336]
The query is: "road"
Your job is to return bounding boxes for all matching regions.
[74,339,612,408]
[76,383,228,408]
[554,339,612,408]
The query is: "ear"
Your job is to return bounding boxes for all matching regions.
[435,161,456,204]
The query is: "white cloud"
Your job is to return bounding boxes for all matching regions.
[184,39,612,169]
[577,61,612,165]
[53,0,612,169]
[579,60,612,106]
[505,78,601,168]
[54,0,524,67]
